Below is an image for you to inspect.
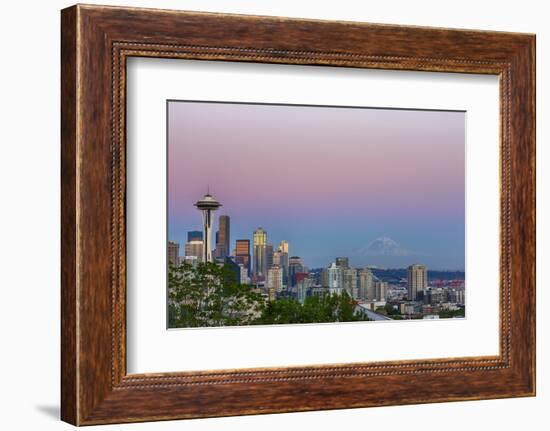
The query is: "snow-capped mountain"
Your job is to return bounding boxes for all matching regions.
[359,237,411,256]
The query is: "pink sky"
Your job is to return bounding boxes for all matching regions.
[168,101,465,269]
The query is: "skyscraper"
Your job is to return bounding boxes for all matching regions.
[343,267,358,298]
[194,192,222,263]
[184,240,204,263]
[235,239,251,276]
[167,241,180,265]
[321,268,329,288]
[253,227,267,281]
[326,262,343,295]
[187,230,203,242]
[276,240,289,285]
[358,268,374,300]
[266,265,283,293]
[375,281,388,301]
[296,277,312,304]
[266,244,274,269]
[214,215,230,260]
[408,264,427,301]
[288,256,304,287]
[335,257,349,269]
[273,251,282,267]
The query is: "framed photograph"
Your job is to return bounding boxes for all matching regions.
[61,4,535,425]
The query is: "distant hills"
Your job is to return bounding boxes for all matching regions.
[370,268,465,282]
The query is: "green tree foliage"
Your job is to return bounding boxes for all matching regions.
[168,261,265,328]
[384,302,400,316]
[438,307,465,319]
[168,262,370,328]
[257,292,369,325]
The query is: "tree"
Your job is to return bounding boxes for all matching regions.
[168,261,265,328]
[256,291,369,324]
[168,262,370,327]
[384,302,400,316]
[438,307,465,319]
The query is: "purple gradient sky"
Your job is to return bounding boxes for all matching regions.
[168,101,465,270]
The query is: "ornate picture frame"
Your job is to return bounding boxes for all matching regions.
[61,4,535,425]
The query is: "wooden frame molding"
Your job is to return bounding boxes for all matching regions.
[61,4,535,426]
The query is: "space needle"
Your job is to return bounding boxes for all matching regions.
[194,189,222,263]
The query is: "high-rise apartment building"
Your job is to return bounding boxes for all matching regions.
[321,268,329,288]
[326,262,344,295]
[374,281,388,301]
[358,268,374,300]
[184,240,204,263]
[253,227,268,281]
[168,241,180,265]
[408,264,427,301]
[234,239,251,276]
[266,265,283,293]
[343,267,358,298]
[214,215,230,260]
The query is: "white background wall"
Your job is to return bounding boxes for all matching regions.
[0,0,546,429]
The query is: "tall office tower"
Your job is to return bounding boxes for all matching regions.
[266,265,283,293]
[273,251,281,266]
[375,281,388,301]
[253,227,268,280]
[184,240,204,263]
[343,267,358,298]
[288,256,304,287]
[326,262,344,295]
[187,230,203,242]
[214,215,230,260]
[408,264,427,301]
[167,241,180,265]
[273,250,283,283]
[296,277,312,304]
[277,240,289,284]
[335,257,349,269]
[234,239,251,275]
[266,244,274,269]
[321,268,329,288]
[358,268,374,300]
[194,192,222,263]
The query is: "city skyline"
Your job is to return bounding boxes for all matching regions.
[168,203,466,327]
[168,191,465,327]
[168,101,465,270]
[169,203,464,275]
